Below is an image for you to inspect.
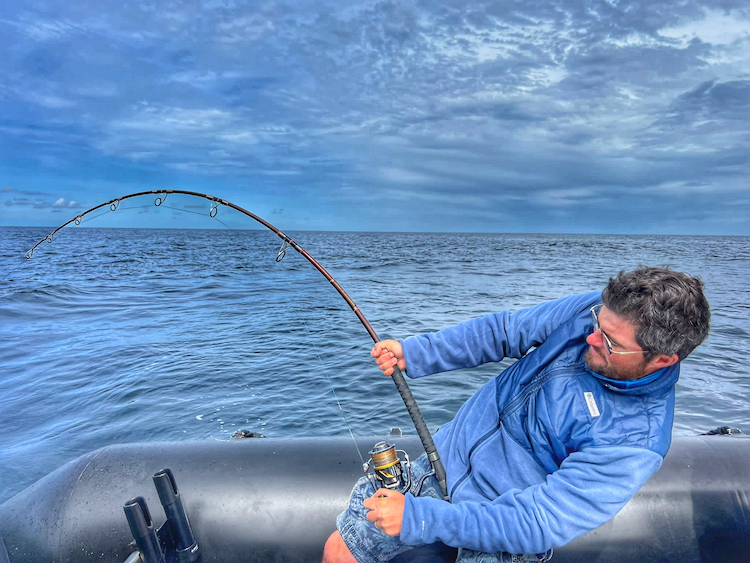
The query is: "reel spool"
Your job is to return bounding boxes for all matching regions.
[364,441,411,494]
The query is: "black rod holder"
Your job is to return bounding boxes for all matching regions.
[123,497,166,563]
[153,469,201,563]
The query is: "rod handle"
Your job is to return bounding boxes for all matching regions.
[390,366,449,499]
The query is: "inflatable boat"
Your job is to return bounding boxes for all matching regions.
[1,433,749,563]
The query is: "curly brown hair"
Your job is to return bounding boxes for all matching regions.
[602,267,710,360]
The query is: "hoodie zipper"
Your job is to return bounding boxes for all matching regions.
[448,367,569,499]
[448,421,502,499]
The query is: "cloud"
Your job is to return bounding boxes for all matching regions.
[52,197,81,208]
[0,0,747,233]
[536,188,599,207]
[1,187,53,196]
[26,91,76,109]
[21,189,52,196]
[660,79,750,127]
[259,170,301,176]
[51,198,84,209]
[5,17,84,42]
[378,167,435,186]
[4,197,49,209]
[217,13,275,43]
[659,9,750,46]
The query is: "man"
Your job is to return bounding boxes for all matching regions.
[323,267,710,563]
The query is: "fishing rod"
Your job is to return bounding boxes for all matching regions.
[23,189,449,499]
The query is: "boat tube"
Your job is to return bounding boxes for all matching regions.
[1,434,748,562]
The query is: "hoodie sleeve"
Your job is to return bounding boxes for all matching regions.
[400,445,663,554]
[401,291,601,379]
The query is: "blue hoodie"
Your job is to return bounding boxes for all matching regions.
[398,292,678,554]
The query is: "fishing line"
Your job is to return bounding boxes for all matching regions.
[3,205,130,282]
[295,304,366,465]
[1,209,115,282]
[157,205,236,230]
[1,259,29,283]
[3,202,228,281]
[79,207,116,225]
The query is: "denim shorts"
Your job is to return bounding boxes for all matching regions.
[336,453,554,563]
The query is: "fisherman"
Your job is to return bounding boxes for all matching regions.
[322,266,711,563]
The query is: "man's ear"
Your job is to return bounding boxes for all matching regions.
[650,353,679,369]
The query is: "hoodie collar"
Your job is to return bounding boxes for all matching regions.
[585,361,680,395]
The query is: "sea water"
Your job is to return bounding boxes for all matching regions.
[1,226,749,503]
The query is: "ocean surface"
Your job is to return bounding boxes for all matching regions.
[1,217,749,504]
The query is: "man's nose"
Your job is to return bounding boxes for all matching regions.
[586,331,604,347]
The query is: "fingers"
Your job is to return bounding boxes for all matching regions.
[370,340,401,358]
[370,340,404,377]
[370,343,384,358]
[363,491,384,526]
[363,489,403,537]
[363,488,389,512]
[378,353,399,376]
[370,339,393,357]
[383,356,406,376]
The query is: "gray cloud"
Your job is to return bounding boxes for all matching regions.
[0,0,748,233]
[1,187,52,196]
[4,198,49,209]
[21,189,53,196]
[4,195,84,210]
[659,79,750,127]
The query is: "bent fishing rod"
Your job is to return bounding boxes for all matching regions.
[24,189,449,499]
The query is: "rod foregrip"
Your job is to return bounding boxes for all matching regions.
[390,366,449,500]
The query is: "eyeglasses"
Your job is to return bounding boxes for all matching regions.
[590,304,646,355]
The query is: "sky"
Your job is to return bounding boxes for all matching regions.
[0,0,748,234]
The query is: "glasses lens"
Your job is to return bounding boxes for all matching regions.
[591,305,612,354]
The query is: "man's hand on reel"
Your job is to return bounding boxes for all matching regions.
[363,488,405,536]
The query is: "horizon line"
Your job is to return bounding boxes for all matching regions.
[1,225,747,238]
